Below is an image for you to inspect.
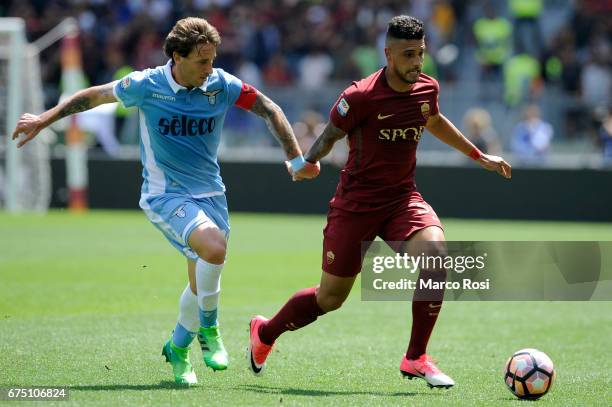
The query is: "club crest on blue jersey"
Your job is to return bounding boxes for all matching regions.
[203,89,223,105]
[172,204,186,218]
[337,98,350,117]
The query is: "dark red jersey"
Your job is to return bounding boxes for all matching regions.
[329,68,440,211]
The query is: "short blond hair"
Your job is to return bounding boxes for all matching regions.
[163,17,221,62]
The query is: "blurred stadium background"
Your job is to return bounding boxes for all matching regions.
[0,0,610,217]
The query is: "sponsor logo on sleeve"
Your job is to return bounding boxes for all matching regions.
[337,98,350,117]
[120,77,131,89]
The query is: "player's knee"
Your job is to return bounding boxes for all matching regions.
[190,232,227,264]
[316,293,346,312]
[428,242,448,272]
[428,241,448,257]
[419,241,448,282]
[200,240,226,264]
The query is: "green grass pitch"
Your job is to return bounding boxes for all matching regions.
[0,211,611,406]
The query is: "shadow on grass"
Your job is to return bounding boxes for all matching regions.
[69,381,193,391]
[498,396,527,402]
[237,384,443,397]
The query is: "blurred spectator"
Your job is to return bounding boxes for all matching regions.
[298,46,334,91]
[580,44,611,110]
[598,109,612,164]
[503,48,542,107]
[449,0,468,46]
[236,56,263,89]
[508,0,543,58]
[473,4,512,99]
[462,108,502,155]
[569,0,597,54]
[351,29,380,78]
[262,53,293,86]
[558,45,582,97]
[133,28,164,70]
[422,53,439,79]
[431,0,456,44]
[511,105,554,162]
[244,13,281,69]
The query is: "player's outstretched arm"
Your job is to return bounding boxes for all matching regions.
[426,112,511,179]
[250,91,320,180]
[287,121,346,181]
[250,90,301,158]
[304,122,346,164]
[12,81,119,148]
[282,122,346,181]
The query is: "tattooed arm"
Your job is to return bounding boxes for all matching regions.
[249,90,302,159]
[12,81,118,148]
[304,122,346,163]
[280,122,347,181]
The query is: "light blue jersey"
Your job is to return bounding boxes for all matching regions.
[113,60,245,259]
[113,60,243,198]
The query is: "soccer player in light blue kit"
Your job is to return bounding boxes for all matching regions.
[12,17,320,385]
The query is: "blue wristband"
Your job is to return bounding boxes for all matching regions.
[289,155,306,172]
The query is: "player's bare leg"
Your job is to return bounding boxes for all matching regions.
[400,226,454,388]
[249,272,356,375]
[315,272,357,312]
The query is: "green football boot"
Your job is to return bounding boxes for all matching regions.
[198,326,229,370]
[161,339,198,385]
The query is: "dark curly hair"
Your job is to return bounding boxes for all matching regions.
[163,17,221,63]
[386,15,425,41]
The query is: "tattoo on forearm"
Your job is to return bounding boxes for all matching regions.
[99,85,114,99]
[57,95,92,120]
[305,125,345,162]
[252,94,301,157]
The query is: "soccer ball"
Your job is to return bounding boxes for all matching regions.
[504,348,555,400]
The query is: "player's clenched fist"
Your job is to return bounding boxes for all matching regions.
[285,157,320,181]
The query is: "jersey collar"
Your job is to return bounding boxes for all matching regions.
[163,60,210,93]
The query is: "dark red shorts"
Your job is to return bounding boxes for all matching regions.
[322,191,443,277]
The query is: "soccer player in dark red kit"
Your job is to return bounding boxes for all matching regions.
[249,15,511,388]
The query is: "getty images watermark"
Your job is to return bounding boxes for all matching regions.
[361,241,612,301]
[371,251,489,291]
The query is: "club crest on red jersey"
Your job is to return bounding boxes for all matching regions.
[326,250,335,264]
[421,103,430,120]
